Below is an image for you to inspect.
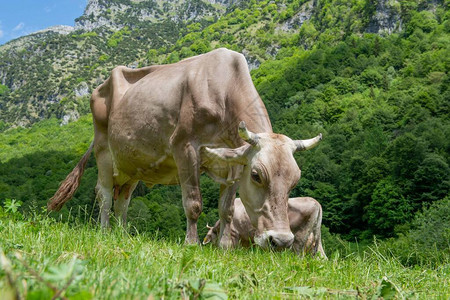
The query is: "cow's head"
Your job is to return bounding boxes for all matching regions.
[204,121,321,250]
[202,221,220,245]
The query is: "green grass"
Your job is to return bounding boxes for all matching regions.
[0,212,449,299]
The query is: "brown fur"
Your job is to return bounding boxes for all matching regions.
[47,141,94,211]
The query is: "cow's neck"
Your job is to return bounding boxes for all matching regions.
[233,97,272,135]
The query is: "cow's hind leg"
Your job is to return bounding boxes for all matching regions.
[95,147,114,228]
[313,204,328,259]
[113,181,138,227]
[96,180,113,228]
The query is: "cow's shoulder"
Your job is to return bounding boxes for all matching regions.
[211,48,248,71]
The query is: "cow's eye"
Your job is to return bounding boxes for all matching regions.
[251,170,262,184]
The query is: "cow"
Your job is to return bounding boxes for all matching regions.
[203,197,327,258]
[48,48,322,249]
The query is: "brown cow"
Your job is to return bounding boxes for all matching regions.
[48,48,322,249]
[203,197,327,258]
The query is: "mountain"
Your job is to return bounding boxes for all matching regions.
[74,0,231,31]
[0,0,233,127]
[1,0,444,128]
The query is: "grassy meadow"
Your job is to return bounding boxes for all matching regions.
[0,1,449,299]
[0,208,448,299]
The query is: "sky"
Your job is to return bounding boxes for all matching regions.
[0,0,87,45]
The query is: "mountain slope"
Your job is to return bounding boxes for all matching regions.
[1,0,445,127]
[0,0,231,126]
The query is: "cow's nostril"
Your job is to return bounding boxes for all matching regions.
[266,232,294,250]
[268,235,278,249]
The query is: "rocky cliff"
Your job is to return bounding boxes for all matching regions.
[0,0,232,127]
[0,0,444,128]
[74,0,227,31]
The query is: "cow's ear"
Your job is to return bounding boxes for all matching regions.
[202,144,250,165]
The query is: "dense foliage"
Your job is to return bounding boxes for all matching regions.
[255,30,450,239]
[0,0,448,246]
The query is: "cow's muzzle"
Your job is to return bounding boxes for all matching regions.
[254,230,294,250]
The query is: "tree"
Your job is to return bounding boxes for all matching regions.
[0,84,9,95]
[366,178,412,237]
[412,153,450,205]
[387,133,426,181]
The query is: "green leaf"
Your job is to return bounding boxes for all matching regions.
[179,248,196,275]
[185,278,227,300]
[372,277,397,300]
[201,282,228,300]
[187,278,205,294]
[42,257,85,284]
[26,287,54,300]
[4,199,21,214]
[285,286,328,298]
[228,272,258,289]
[68,290,94,300]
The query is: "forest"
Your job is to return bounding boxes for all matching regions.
[0,0,448,262]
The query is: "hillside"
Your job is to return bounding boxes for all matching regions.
[0,0,233,126]
[0,0,449,243]
[1,0,445,127]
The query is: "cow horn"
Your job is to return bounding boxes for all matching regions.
[206,223,213,229]
[238,121,259,146]
[294,133,322,152]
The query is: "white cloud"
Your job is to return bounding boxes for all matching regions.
[13,22,25,31]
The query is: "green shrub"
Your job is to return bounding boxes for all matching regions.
[410,196,450,250]
[377,197,450,267]
[0,84,9,95]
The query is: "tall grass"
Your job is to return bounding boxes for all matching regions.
[0,209,449,299]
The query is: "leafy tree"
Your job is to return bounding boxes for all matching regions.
[387,133,426,181]
[0,84,9,95]
[410,196,450,251]
[412,153,450,204]
[366,178,413,237]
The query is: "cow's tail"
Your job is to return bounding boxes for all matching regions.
[47,141,94,211]
[313,203,328,260]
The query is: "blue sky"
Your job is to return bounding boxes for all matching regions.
[0,0,87,45]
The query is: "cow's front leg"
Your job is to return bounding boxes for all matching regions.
[175,143,202,245]
[218,183,238,249]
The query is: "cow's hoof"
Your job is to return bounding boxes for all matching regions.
[184,236,200,245]
[218,238,233,250]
